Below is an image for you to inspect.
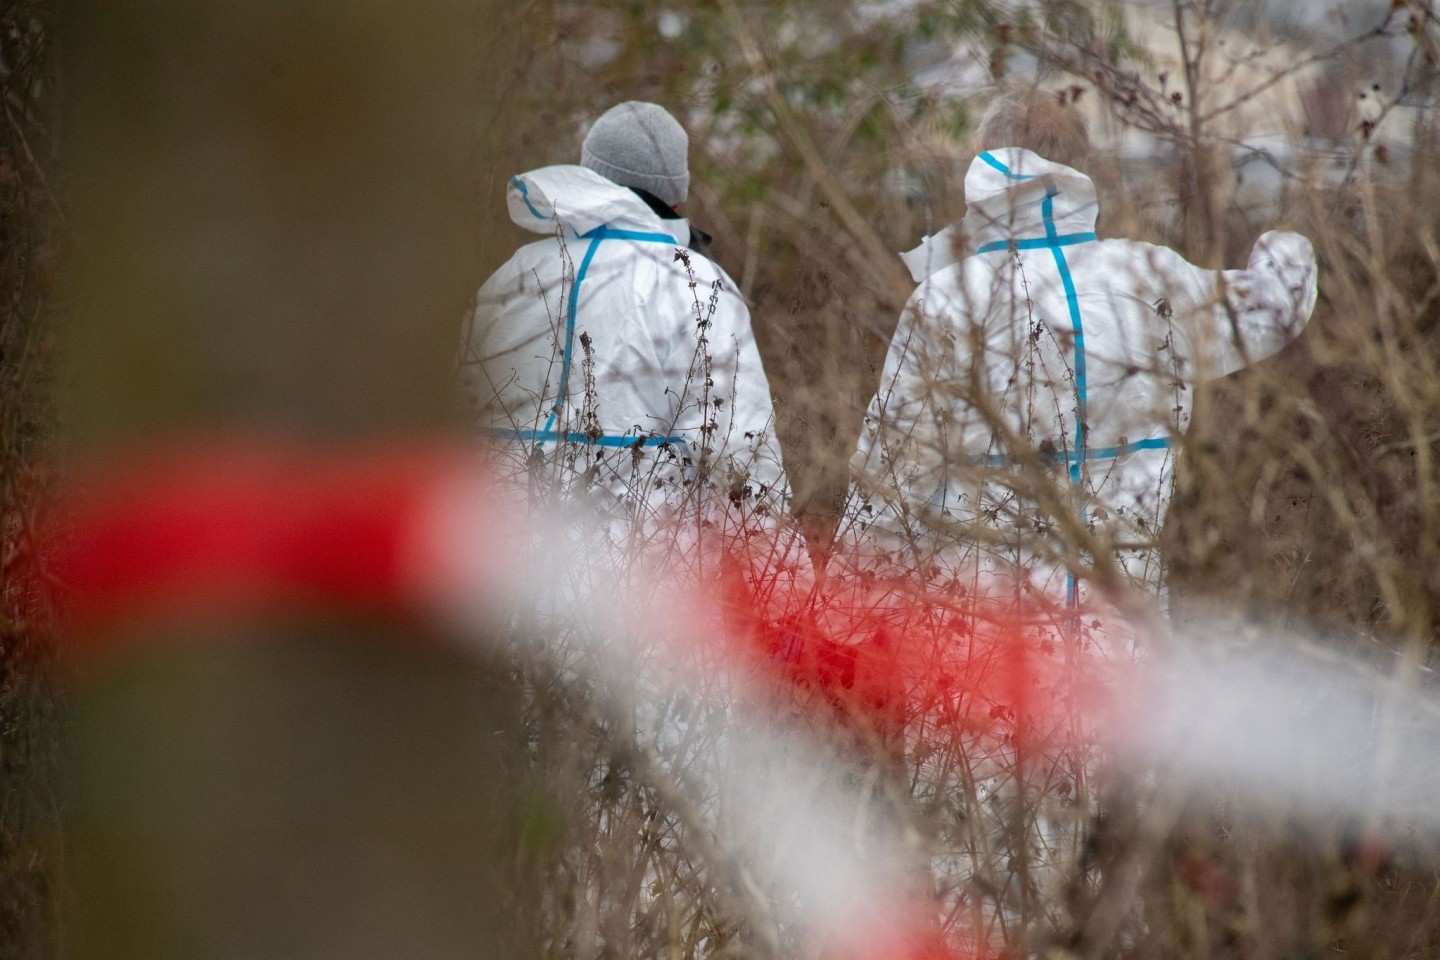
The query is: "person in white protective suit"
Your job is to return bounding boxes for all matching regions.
[457,102,790,566]
[838,90,1318,637]
[459,104,809,780]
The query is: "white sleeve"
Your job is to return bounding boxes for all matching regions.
[680,267,807,590]
[455,271,521,425]
[664,261,788,504]
[1194,230,1318,379]
[708,291,788,501]
[841,288,955,558]
[852,303,929,486]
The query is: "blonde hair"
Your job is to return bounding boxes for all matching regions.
[974,89,1091,172]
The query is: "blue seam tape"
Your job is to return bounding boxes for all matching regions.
[1037,180,1087,612]
[977,151,1035,180]
[544,231,605,432]
[975,171,1099,617]
[972,435,1171,467]
[1043,184,1087,480]
[975,232,1097,254]
[540,223,682,433]
[510,177,546,220]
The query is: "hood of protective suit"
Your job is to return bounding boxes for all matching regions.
[506,164,690,246]
[900,147,1099,283]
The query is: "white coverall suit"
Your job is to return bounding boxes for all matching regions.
[842,147,1318,628]
[458,165,789,560]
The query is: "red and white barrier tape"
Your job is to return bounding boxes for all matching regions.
[36,440,1440,957]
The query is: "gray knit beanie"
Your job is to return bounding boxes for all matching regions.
[581,101,690,208]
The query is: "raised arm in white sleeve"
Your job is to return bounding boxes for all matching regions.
[1193,230,1318,380]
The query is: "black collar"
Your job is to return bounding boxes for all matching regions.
[630,187,713,255]
[630,187,682,220]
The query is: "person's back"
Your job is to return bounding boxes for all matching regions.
[842,91,1317,625]
[458,103,787,554]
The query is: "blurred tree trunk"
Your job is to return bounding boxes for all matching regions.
[0,3,59,956]
[56,3,535,957]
